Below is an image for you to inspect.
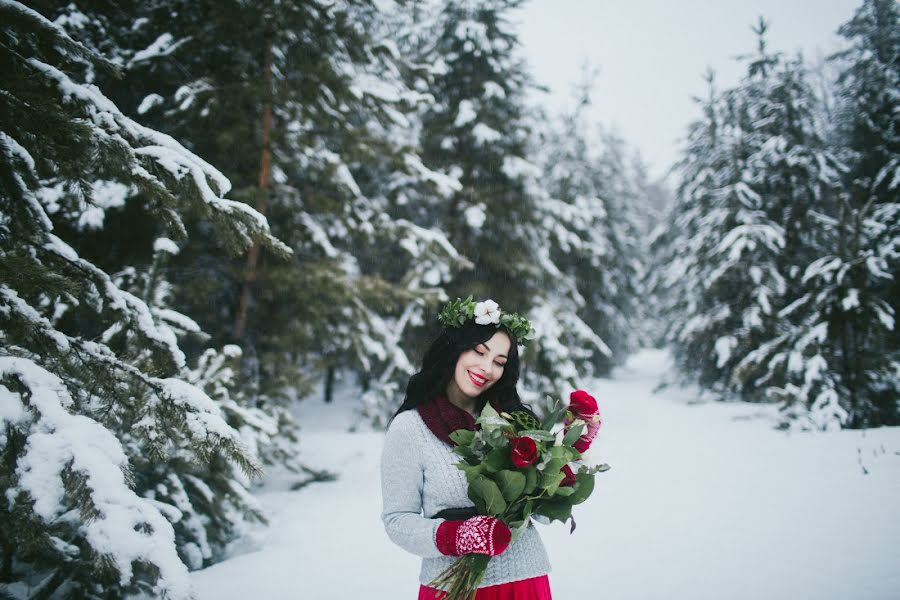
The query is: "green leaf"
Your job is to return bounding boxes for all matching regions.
[562,422,585,447]
[540,470,566,495]
[523,499,534,519]
[549,445,572,461]
[495,470,526,502]
[523,466,538,494]
[467,485,487,514]
[471,476,507,516]
[540,397,568,430]
[449,429,476,446]
[483,428,510,448]
[453,446,478,463]
[569,472,595,505]
[509,518,530,543]
[483,447,509,473]
[535,500,572,523]
[553,486,575,497]
[458,463,484,484]
[516,429,556,442]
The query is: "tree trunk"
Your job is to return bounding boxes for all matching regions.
[324,366,335,403]
[233,21,275,341]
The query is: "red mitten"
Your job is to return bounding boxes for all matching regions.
[435,515,512,557]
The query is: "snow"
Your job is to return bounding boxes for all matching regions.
[155,378,249,447]
[1,357,194,599]
[482,81,506,99]
[502,155,542,180]
[714,335,736,368]
[138,93,164,114]
[129,32,183,66]
[463,202,486,229]
[471,122,502,145]
[403,154,462,197]
[191,349,900,599]
[0,130,36,171]
[454,99,477,127]
[841,288,860,311]
[154,237,181,255]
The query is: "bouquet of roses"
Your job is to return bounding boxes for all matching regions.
[428,390,609,600]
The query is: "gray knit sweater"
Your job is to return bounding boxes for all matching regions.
[380,409,551,587]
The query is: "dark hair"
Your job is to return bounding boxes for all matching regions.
[392,320,533,421]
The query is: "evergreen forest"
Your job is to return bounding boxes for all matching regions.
[0,0,897,596]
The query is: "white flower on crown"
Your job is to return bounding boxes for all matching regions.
[473,299,501,325]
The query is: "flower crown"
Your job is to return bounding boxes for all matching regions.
[438,296,534,345]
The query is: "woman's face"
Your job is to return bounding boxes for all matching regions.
[450,330,512,399]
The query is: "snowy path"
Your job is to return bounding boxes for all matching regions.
[192,350,900,599]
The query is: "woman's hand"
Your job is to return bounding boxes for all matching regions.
[435,515,511,557]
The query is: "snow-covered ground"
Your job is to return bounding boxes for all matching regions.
[192,349,900,599]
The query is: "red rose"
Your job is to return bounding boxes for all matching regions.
[560,464,577,487]
[510,436,538,468]
[568,390,598,417]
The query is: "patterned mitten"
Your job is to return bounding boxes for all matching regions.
[435,515,511,557]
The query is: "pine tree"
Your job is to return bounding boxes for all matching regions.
[0,2,285,595]
[740,0,900,428]
[47,0,468,415]
[659,22,842,401]
[659,52,788,394]
[827,0,899,425]
[531,82,646,395]
[417,0,543,310]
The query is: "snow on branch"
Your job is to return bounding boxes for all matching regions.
[1,357,195,599]
[23,56,290,258]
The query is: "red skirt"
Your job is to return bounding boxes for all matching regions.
[418,575,552,599]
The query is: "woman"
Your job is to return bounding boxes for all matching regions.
[381,298,552,599]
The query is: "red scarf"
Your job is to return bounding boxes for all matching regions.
[417,395,475,445]
[418,395,501,445]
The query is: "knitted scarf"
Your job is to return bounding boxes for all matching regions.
[417,395,476,445]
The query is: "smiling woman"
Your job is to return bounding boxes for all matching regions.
[446,332,511,414]
[381,298,553,599]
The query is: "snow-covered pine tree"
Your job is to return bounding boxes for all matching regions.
[531,82,646,396]
[50,0,467,414]
[829,0,899,425]
[647,70,722,364]
[588,128,651,369]
[416,0,543,311]
[0,2,287,596]
[658,23,841,401]
[657,58,780,392]
[748,0,899,428]
[117,240,315,568]
[726,46,851,428]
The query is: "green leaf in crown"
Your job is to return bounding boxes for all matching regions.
[437,296,534,346]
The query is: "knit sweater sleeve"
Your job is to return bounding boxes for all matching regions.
[381,411,445,558]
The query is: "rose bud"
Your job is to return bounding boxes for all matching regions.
[568,389,599,418]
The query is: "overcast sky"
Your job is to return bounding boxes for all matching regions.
[514,0,862,181]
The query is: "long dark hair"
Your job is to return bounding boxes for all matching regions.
[392,320,533,421]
